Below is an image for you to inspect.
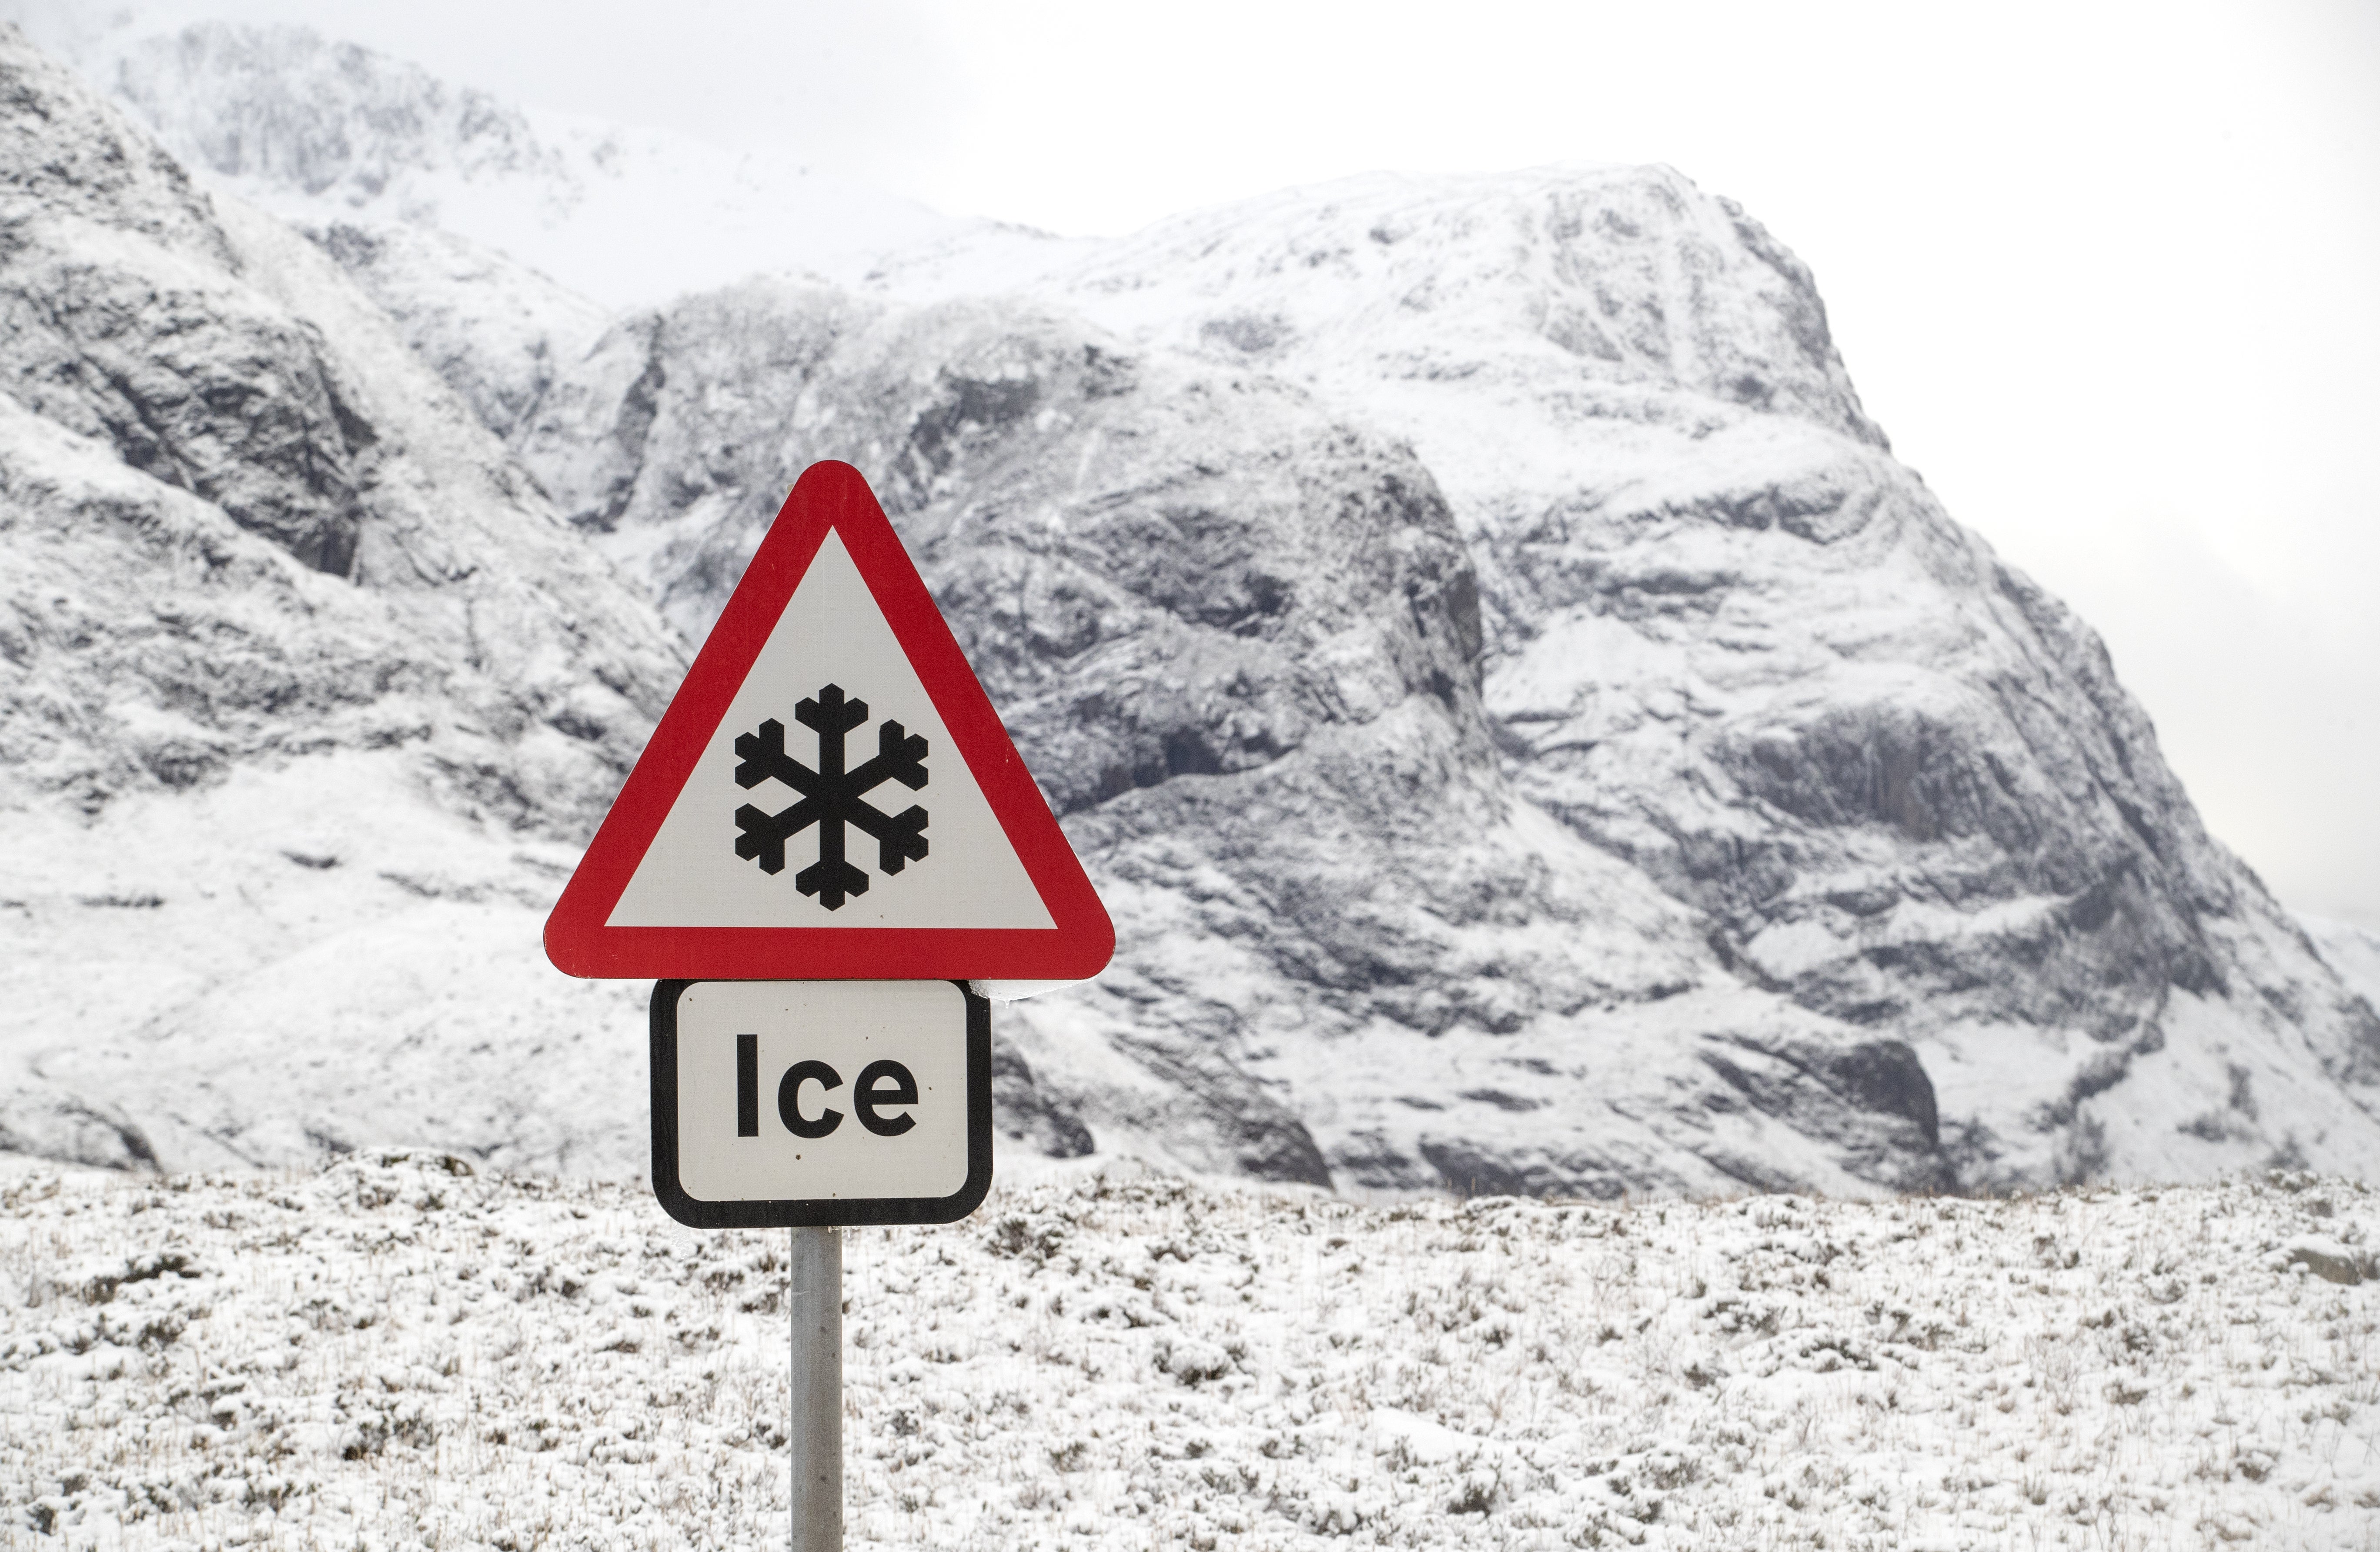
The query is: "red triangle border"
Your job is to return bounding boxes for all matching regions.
[545,461,1114,981]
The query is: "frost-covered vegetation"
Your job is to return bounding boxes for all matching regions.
[4,1152,2377,1549]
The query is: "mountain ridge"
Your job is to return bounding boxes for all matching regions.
[61,17,977,307]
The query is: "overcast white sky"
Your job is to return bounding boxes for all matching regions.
[22,0,2380,930]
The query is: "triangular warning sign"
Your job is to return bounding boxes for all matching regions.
[545,462,1113,981]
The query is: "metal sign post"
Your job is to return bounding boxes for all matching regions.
[790,1226,842,1552]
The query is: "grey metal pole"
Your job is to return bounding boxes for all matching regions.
[789,1226,843,1552]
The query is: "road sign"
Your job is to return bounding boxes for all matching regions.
[649,978,993,1228]
[544,460,1113,982]
[545,464,1094,1551]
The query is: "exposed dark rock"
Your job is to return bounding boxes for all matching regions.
[990,1036,1094,1160]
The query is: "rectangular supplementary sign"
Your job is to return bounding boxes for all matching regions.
[649,978,993,1228]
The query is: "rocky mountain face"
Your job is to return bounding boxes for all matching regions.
[0,24,680,1172]
[480,275,1953,1196]
[1012,174,2380,1187]
[6,20,2378,1195]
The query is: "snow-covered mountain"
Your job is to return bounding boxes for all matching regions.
[1013,174,2380,1188]
[5,18,2378,1197]
[0,23,682,1172]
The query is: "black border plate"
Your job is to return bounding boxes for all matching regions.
[649,979,994,1228]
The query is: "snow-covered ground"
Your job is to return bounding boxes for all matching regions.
[4,1152,2376,1550]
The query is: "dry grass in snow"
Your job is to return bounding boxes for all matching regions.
[3,1153,2378,1549]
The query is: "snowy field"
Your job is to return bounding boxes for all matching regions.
[3,1154,2377,1551]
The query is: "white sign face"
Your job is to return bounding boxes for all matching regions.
[607,533,1056,931]
[652,979,992,1227]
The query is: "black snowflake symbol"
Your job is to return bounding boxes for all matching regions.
[732,683,929,910]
